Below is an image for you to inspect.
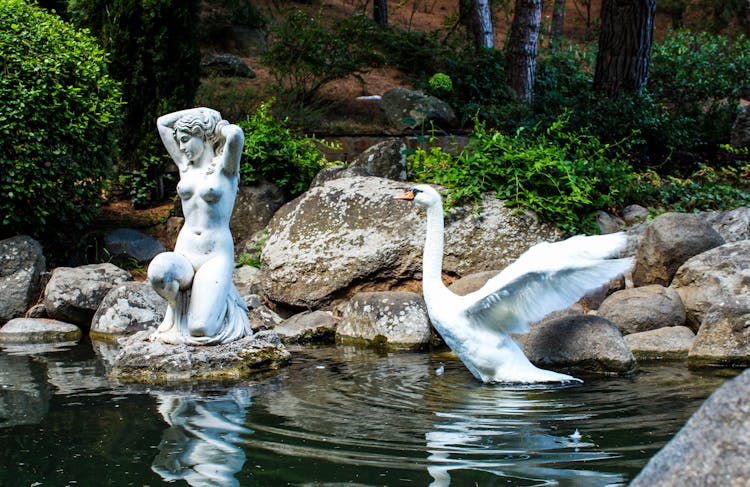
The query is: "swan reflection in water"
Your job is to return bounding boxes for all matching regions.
[151,387,253,487]
[424,381,625,487]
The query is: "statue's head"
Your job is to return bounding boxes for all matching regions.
[173,108,224,160]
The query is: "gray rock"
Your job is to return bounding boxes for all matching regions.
[111,329,290,383]
[621,204,649,224]
[730,103,750,148]
[633,212,725,287]
[596,211,625,234]
[0,318,81,343]
[26,303,47,319]
[597,285,686,335]
[523,314,636,374]
[261,177,560,308]
[233,264,262,296]
[43,263,133,326]
[630,368,750,486]
[317,139,408,187]
[688,300,750,367]
[230,182,286,243]
[275,310,336,344]
[200,53,256,78]
[624,326,695,360]
[336,291,431,348]
[448,270,498,296]
[380,87,456,132]
[671,240,750,330]
[309,166,347,188]
[703,206,750,243]
[90,281,166,337]
[248,305,283,331]
[103,228,166,265]
[0,235,45,324]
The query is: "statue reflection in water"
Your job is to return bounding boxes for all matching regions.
[151,387,253,487]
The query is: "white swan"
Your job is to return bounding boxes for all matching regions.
[396,184,633,384]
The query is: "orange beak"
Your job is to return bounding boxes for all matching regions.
[394,189,415,200]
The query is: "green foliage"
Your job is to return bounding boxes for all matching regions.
[428,73,453,95]
[67,0,201,173]
[238,101,330,196]
[261,9,385,102]
[0,0,123,238]
[649,29,750,151]
[198,0,266,44]
[118,155,174,208]
[436,48,519,128]
[630,151,750,212]
[408,116,636,233]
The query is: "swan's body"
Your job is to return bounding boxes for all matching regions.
[396,184,633,384]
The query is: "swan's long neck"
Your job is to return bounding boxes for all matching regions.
[422,201,447,292]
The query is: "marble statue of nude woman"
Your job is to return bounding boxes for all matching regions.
[147,107,251,345]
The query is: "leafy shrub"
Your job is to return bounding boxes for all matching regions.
[0,0,122,238]
[408,115,635,233]
[261,10,385,102]
[649,29,750,151]
[238,101,330,196]
[428,73,453,95]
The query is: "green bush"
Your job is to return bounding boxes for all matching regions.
[650,29,750,151]
[0,0,123,238]
[408,115,635,233]
[238,101,330,196]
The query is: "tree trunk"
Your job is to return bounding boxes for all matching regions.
[594,0,656,99]
[506,0,542,104]
[551,0,565,44]
[374,0,388,26]
[472,0,494,50]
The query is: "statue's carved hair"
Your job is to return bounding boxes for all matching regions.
[173,108,227,152]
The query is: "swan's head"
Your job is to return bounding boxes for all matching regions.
[394,184,442,208]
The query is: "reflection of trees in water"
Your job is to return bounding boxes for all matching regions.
[151,388,253,487]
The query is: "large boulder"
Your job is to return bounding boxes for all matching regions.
[200,53,256,78]
[0,235,46,324]
[630,368,750,486]
[261,177,560,308]
[632,212,725,287]
[380,88,456,132]
[336,291,431,348]
[597,285,686,335]
[671,240,750,330]
[90,282,166,338]
[688,300,750,367]
[523,315,636,374]
[43,263,133,326]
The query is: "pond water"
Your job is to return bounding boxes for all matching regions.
[0,339,737,487]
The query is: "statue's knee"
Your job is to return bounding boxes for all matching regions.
[148,252,193,292]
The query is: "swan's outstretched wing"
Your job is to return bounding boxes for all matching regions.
[461,233,633,335]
